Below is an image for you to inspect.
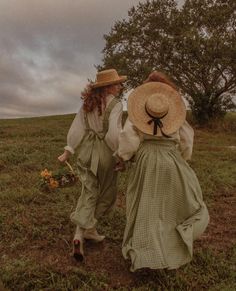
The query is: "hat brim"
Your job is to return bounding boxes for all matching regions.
[128,82,186,136]
[91,76,127,88]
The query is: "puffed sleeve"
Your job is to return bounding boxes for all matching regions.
[117,118,141,161]
[179,120,194,160]
[105,101,123,152]
[64,106,85,154]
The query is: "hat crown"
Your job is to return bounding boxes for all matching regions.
[146,93,169,118]
[96,69,120,83]
[91,69,127,88]
[127,82,186,136]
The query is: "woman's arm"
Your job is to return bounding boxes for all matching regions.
[58,106,85,163]
[117,118,141,161]
[179,120,194,161]
[105,101,123,152]
[64,106,85,155]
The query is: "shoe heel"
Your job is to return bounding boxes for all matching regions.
[73,239,84,262]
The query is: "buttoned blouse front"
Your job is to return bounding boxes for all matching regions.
[64,94,123,154]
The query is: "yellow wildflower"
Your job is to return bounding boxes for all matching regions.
[49,178,59,189]
[40,169,52,179]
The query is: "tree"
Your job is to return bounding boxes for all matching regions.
[100,0,236,124]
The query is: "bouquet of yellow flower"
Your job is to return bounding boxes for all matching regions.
[40,162,77,191]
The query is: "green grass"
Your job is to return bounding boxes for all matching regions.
[0,113,235,290]
[1,259,109,290]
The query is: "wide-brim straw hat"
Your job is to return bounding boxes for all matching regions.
[91,69,127,88]
[128,82,186,136]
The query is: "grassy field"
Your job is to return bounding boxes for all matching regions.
[0,113,235,290]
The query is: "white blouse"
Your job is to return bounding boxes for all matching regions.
[64,95,123,154]
[118,119,194,161]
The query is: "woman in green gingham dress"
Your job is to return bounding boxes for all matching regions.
[117,72,209,271]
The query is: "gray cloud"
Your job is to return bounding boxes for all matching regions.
[0,0,183,119]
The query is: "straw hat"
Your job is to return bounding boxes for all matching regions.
[91,69,127,88]
[128,82,186,136]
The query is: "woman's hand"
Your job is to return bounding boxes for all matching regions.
[114,160,126,172]
[58,150,71,163]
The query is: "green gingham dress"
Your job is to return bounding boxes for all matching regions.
[120,125,209,271]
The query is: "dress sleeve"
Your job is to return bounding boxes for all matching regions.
[117,118,141,161]
[179,120,194,160]
[105,101,123,152]
[64,106,85,154]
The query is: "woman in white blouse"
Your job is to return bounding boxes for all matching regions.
[58,69,127,261]
[117,71,209,271]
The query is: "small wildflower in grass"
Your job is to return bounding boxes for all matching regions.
[40,169,52,179]
[49,178,59,189]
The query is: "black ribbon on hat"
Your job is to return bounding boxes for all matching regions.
[145,106,171,137]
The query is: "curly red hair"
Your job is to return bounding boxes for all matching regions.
[144,71,178,91]
[81,83,111,116]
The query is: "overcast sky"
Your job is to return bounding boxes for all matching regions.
[0,0,183,119]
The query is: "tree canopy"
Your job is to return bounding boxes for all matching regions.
[101,0,236,124]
